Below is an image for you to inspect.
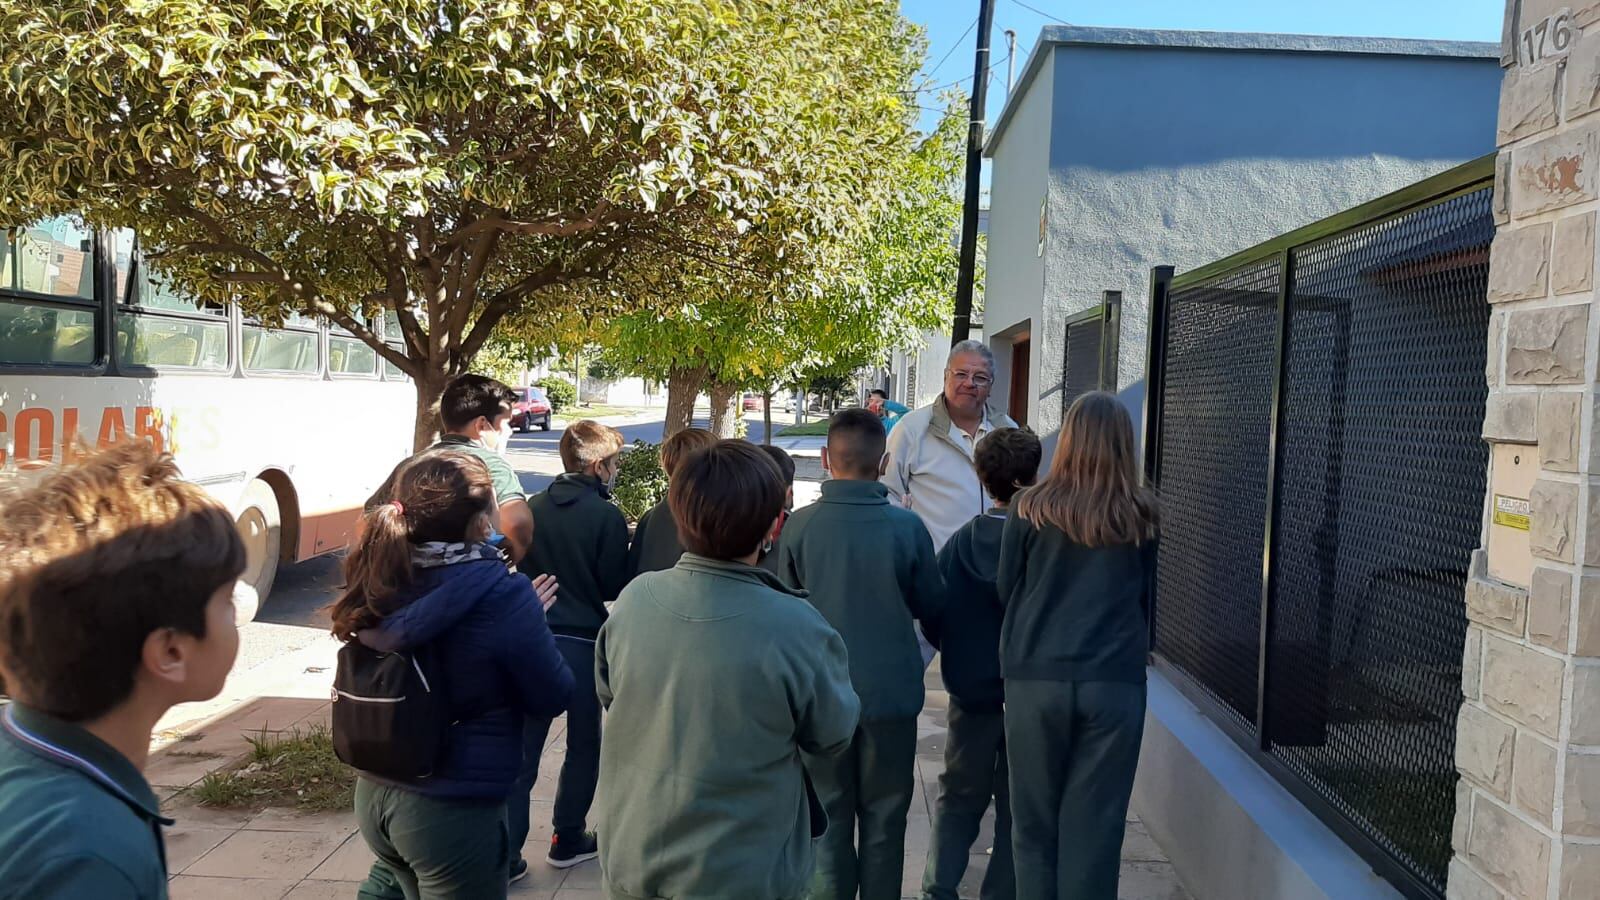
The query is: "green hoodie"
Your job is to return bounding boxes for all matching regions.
[596,555,860,900]
[520,472,630,638]
[775,479,944,720]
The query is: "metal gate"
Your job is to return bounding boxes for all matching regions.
[1141,157,1494,899]
[1061,289,1122,419]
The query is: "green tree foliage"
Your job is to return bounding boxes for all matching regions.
[538,376,577,413]
[597,102,968,435]
[0,0,919,449]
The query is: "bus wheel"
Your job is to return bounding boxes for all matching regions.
[234,479,282,624]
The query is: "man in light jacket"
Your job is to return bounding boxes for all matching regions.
[883,340,1019,551]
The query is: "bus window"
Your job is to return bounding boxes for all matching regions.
[330,334,378,376]
[243,314,320,375]
[6,219,94,300]
[116,245,230,371]
[383,342,408,380]
[0,300,95,366]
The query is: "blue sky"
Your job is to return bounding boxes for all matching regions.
[900,0,1506,131]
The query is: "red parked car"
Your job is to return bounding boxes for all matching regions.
[511,386,553,432]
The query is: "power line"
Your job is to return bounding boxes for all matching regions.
[901,49,1012,96]
[1004,0,1070,24]
[924,16,979,83]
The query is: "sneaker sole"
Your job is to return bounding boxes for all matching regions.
[508,867,530,885]
[544,850,598,869]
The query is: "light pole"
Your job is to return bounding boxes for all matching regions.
[950,0,995,346]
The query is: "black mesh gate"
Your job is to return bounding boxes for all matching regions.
[1060,290,1122,419]
[1142,158,1493,899]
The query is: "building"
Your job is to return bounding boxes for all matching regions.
[983,26,1502,438]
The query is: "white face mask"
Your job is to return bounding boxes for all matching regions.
[480,420,513,458]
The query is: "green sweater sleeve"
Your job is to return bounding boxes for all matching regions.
[795,625,860,757]
[24,855,148,900]
[996,509,1028,608]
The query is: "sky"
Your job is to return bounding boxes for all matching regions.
[899,0,1507,133]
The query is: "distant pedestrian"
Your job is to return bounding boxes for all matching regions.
[333,450,574,900]
[922,427,1041,900]
[757,443,797,573]
[776,409,945,900]
[867,389,909,433]
[626,428,719,578]
[510,420,631,875]
[0,443,245,900]
[595,440,859,900]
[999,392,1159,900]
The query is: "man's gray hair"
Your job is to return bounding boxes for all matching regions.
[946,339,996,375]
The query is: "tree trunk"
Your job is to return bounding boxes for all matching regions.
[708,381,740,438]
[411,373,447,452]
[664,365,708,438]
[762,389,773,445]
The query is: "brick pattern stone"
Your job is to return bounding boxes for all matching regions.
[1481,635,1567,739]
[1489,313,1505,387]
[1502,62,1562,142]
[1468,577,1531,635]
[1447,857,1504,900]
[1485,392,1539,442]
[1510,122,1600,218]
[1466,797,1551,899]
[1488,224,1552,303]
[1496,150,1513,226]
[1552,212,1597,294]
[1561,841,1600,896]
[1539,391,1583,472]
[1512,732,1558,826]
[1565,752,1600,836]
[1465,625,1486,701]
[1528,566,1572,651]
[1579,575,1600,656]
[1529,478,1580,563]
[1506,305,1588,385]
[1572,665,1600,744]
[1569,28,1600,122]
[1457,704,1517,797]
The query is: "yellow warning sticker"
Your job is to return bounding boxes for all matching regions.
[1494,494,1530,531]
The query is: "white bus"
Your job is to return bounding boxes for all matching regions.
[0,217,415,621]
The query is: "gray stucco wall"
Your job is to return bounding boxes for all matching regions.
[987,41,1500,435]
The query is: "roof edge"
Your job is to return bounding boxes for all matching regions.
[984,26,1500,158]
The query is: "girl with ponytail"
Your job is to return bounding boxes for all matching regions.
[331,450,574,899]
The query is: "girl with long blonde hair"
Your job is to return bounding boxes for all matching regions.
[997,391,1159,900]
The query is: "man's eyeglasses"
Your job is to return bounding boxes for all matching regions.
[947,370,993,388]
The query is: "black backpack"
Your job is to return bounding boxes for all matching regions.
[331,642,446,779]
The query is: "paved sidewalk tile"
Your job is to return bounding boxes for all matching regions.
[308,833,375,882]
[184,829,345,880]
[283,881,366,900]
[169,874,297,899]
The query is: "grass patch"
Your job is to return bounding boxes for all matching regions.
[777,419,830,437]
[190,724,354,812]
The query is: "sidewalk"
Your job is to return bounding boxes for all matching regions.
[156,673,1191,899]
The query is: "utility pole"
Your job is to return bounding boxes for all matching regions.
[950,0,995,346]
[1005,29,1017,96]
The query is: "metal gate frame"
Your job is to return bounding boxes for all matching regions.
[1059,289,1122,420]
[1138,154,1496,900]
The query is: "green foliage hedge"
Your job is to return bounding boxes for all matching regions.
[613,440,667,523]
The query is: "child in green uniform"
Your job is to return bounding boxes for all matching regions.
[511,420,630,874]
[626,428,718,578]
[757,443,796,574]
[776,409,944,900]
[923,428,1040,900]
[596,440,860,900]
[998,392,1159,900]
[0,443,245,899]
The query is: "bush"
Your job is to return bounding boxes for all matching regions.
[539,376,577,413]
[613,440,668,523]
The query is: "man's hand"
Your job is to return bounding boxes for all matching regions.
[531,573,559,612]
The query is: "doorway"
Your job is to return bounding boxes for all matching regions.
[1008,336,1031,428]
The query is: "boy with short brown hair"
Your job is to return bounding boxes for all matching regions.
[511,419,629,875]
[0,442,245,898]
[626,428,718,578]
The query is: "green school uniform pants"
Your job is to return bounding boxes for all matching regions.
[804,716,919,900]
[922,700,1013,900]
[1005,680,1145,900]
[355,777,510,900]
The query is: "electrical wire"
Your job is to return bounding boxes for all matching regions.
[924,15,979,83]
[901,49,1012,96]
[1004,0,1070,24]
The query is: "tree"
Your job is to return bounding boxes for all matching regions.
[1,0,917,449]
[597,101,968,436]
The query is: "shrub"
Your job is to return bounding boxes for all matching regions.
[539,376,577,413]
[613,440,668,523]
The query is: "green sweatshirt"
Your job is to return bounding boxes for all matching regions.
[596,555,860,900]
[996,511,1156,684]
[520,473,630,638]
[775,479,943,721]
[625,499,685,579]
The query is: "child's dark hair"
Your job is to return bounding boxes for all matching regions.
[669,441,785,559]
[439,374,515,433]
[758,444,796,486]
[975,428,1042,504]
[826,408,887,478]
[0,442,245,721]
[331,451,496,641]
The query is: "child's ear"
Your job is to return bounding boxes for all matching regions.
[820,446,832,475]
[877,452,889,478]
